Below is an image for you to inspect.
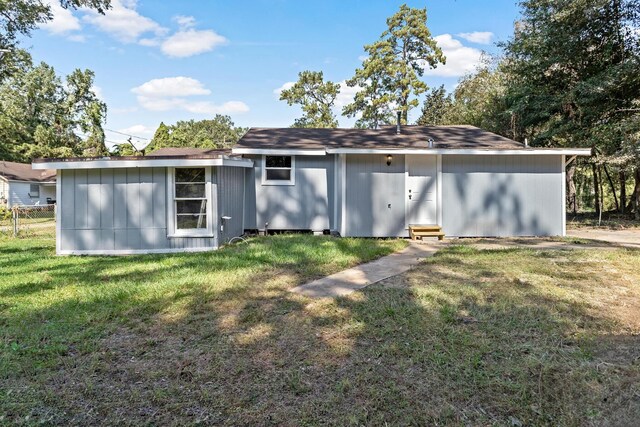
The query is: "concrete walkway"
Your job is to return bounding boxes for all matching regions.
[567,227,640,249]
[290,241,443,298]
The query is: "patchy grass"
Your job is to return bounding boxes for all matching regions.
[568,212,640,229]
[1,237,639,425]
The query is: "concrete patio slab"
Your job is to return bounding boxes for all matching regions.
[290,241,443,298]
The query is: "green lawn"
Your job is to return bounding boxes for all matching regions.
[1,236,639,425]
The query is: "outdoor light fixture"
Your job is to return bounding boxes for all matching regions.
[386,154,393,166]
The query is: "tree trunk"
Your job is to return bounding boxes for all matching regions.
[633,168,640,220]
[566,162,578,214]
[592,163,601,217]
[602,164,619,212]
[619,171,626,214]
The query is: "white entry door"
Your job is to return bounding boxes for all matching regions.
[405,156,437,226]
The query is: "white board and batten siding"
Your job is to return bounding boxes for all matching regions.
[441,155,564,237]
[59,168,217,254]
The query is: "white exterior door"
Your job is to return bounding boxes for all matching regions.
[405,156,437,226]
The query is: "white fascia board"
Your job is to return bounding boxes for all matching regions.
[5,179,56,184]
[32,157,253,170]
[231,148,326,156]
[325,148,592,156]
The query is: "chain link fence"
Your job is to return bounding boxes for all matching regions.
[0,204,56,238]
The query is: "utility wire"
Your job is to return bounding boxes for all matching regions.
[104,128,151,141]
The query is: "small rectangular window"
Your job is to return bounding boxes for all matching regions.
[263,155,295,185]
[29,184,39,198]
[173,168,209,232]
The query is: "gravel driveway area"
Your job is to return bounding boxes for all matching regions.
[567,227,640,248]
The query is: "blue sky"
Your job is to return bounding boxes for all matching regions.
[27,0,520,149]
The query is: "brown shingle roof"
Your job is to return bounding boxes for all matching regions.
[0,161,56,182]
[236,125,526,150]
[32,148,242,163]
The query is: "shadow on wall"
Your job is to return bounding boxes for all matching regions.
[254,159,331,231]
[449,171,551,237]
[345,154,407,237]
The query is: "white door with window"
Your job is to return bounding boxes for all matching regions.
[405,156,437,226]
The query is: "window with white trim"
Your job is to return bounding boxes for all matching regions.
[170,167,212,236]
[29,184,40,198]
[262,155,295,185]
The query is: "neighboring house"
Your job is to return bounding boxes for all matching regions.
[0,161,56,208]
[32,125,590,255]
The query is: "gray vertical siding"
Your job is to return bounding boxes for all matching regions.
[441,155,563,237]
[243,155,333,230]
[217,166,245,244]
[344,154,407,237]
[58,167,218,253]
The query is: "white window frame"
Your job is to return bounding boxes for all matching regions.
[29,183,40,198]
[261,155,295,186]
[167,167,214,238]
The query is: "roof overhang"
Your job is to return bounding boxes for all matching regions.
[32,157,254,170]
[3,179,56,184]
[231,148,326,156]
[325,148,592,156]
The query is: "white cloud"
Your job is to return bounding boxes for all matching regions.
[82,0,167,43]
[273,81,295,96]
[358,55,369,62]
[182,100,250,115]
[174,15,196,29]
[67,34,86,42]
[457,31,494,44]
[131,77,249,115]
[425,34,483,77]
[117,124,155,137]
[161,29,228,58]
[91,85,103,100]
[132,77,211,98]
[334,80,361,108]
[41,1,81,34]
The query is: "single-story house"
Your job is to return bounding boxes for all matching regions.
[0,161,56,208]
[32,125,591,255]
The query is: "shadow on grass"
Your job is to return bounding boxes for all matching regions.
[2,241,639,425]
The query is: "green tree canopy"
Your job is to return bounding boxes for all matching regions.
[350,4,444,124]
[0,56,107,161]
[144,115,248,153]
[416,85,454,126]
[0,0,111,81]
[342,51,395,129]
[279,70,340,128]
[502,0,640,151]
[445,56,512,136]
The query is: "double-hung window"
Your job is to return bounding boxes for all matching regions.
[169,167,212,236]
[262,155,295,185]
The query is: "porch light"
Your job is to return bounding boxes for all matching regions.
[386,154,393,166]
